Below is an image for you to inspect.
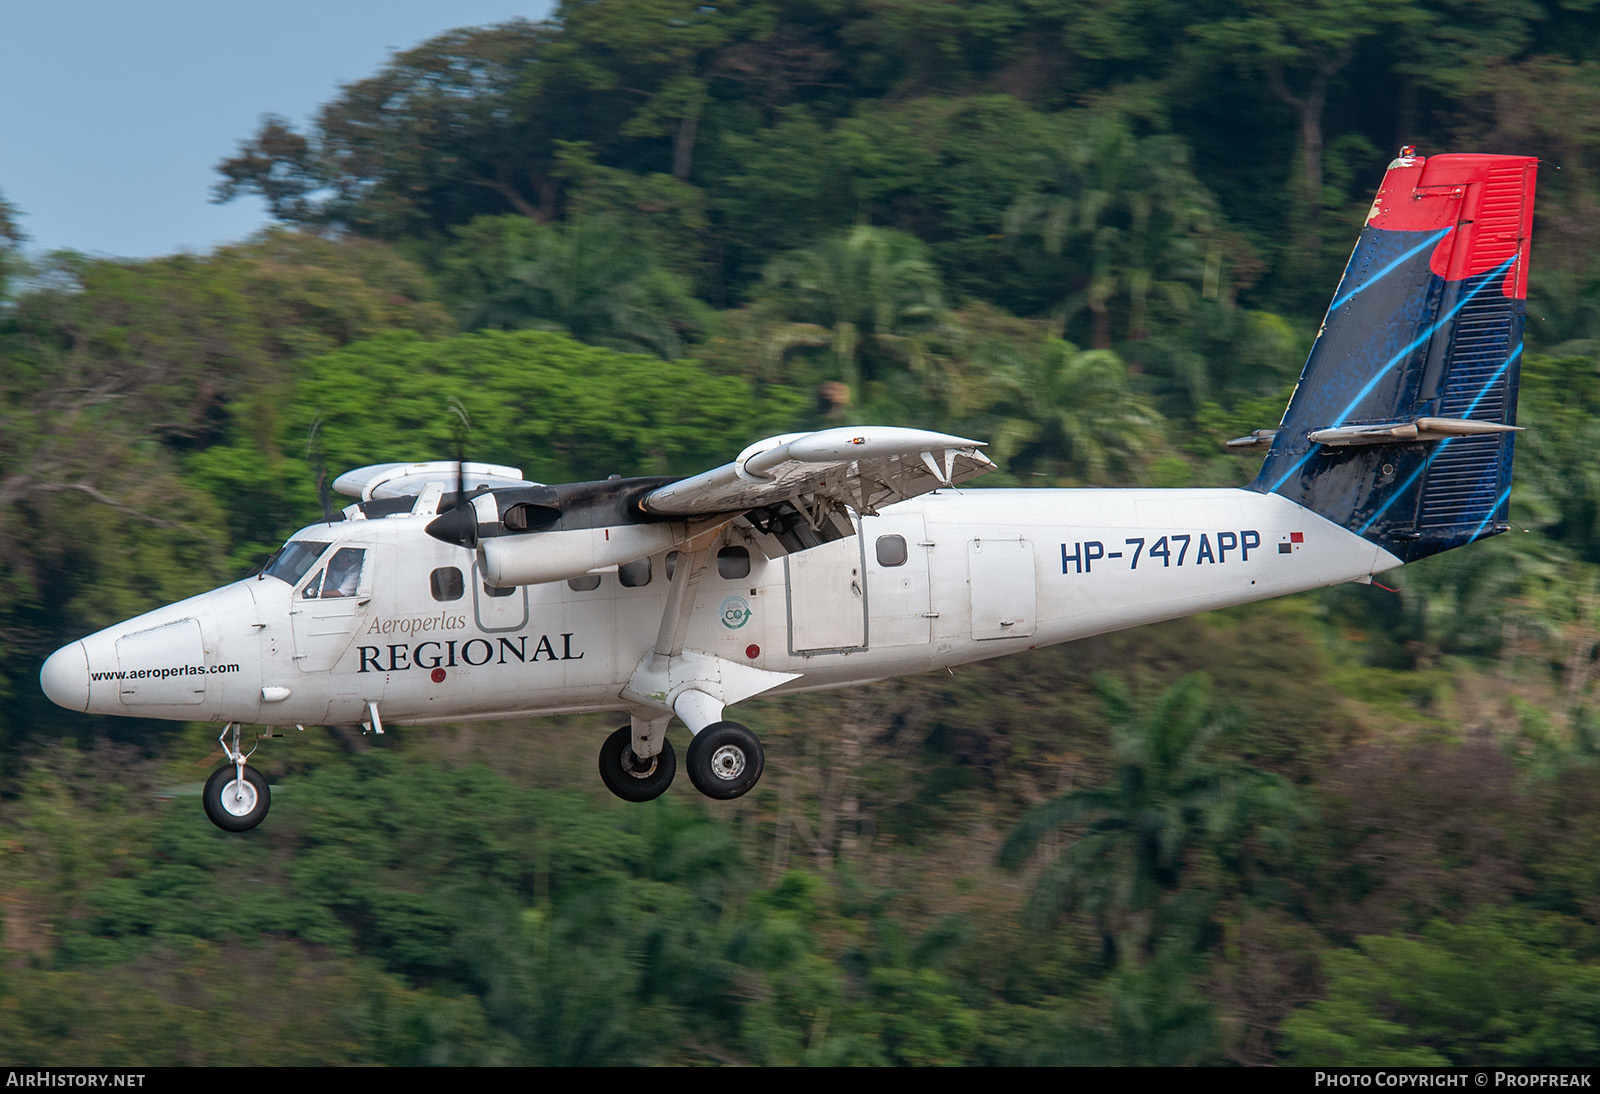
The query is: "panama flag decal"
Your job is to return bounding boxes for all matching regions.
[1278,532,1305,554]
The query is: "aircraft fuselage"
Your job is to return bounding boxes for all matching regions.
[43,487,1397,730]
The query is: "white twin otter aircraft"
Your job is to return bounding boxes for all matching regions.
[41,151,1537,831]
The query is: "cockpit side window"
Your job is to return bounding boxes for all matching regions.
[264,540,329,585]
[321,547,366,598]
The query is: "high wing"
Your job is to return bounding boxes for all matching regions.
[641,426,993,557]
[420,425,993,587]
[641,426,993,518]
[332,461,538,500]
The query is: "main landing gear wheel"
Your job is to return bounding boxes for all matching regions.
[598,726,677,802]
[202,764,271,832]
[685,721,764,801]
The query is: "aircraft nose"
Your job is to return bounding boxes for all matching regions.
[40,641,89,712]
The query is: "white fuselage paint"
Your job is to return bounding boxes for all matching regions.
[53,488,1400,728]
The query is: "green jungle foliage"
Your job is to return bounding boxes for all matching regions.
[9,0,1600,1066]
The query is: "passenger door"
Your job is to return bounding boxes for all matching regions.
[786,532,868,654]
[864,514,932,647]
[473,561,529,633]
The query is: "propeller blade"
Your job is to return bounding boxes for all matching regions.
[307,417,334,523]
[317,467,333,523]
[446,398,477,549]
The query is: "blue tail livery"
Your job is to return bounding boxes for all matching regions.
[1244,149,1538,563]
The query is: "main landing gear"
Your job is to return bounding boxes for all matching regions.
[597,720,765,803]
[686,721,764,800]
[598,726,677,802]
[204,722,271,832]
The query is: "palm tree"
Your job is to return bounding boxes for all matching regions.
[756,226,955,412]
[983,338,1157,485]
[1005,114,1222,351]
[1000,673,1303,961]
[439,213,708,359]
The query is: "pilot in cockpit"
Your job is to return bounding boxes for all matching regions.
[321,547,364,598]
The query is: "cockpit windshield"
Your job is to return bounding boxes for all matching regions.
[262,540,330,585]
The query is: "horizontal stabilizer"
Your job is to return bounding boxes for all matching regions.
[1308,417,1522,446]
[1226,430,1279,450]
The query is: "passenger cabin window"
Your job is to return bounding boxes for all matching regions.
[717,546,751,579]
[484,580,515,598]
[431,567,464,601]
[264,540,328,585]
[876,535,908,567]
[618,558,652,588]
[568,574,601,592]
[665,551,679,580]
[321,547,366,598]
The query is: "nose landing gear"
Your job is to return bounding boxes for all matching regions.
[204,722,271,832]
[203,763,270,831]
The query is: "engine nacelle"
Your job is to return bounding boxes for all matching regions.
[478,522,687,587]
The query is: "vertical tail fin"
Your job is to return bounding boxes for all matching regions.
[1250,150,1537,562]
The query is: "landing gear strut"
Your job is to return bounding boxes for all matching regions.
[203,722,271,832]
[685,721,764,800]
[598,725,676,802]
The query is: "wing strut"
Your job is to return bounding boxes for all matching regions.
[654,541,716,659]
[621,524,800,754]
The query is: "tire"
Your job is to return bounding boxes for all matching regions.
[685,721,764,801]
[598,726,676,802]
[203,763,271,832]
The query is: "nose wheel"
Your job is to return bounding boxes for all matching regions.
[685,721,764,800]
[204,721,271,832]
[203,763,271,832]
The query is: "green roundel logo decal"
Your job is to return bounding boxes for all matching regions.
[720,595,753,629]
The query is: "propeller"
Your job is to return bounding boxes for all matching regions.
[428,398,481,549]
[306,417,334,523]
